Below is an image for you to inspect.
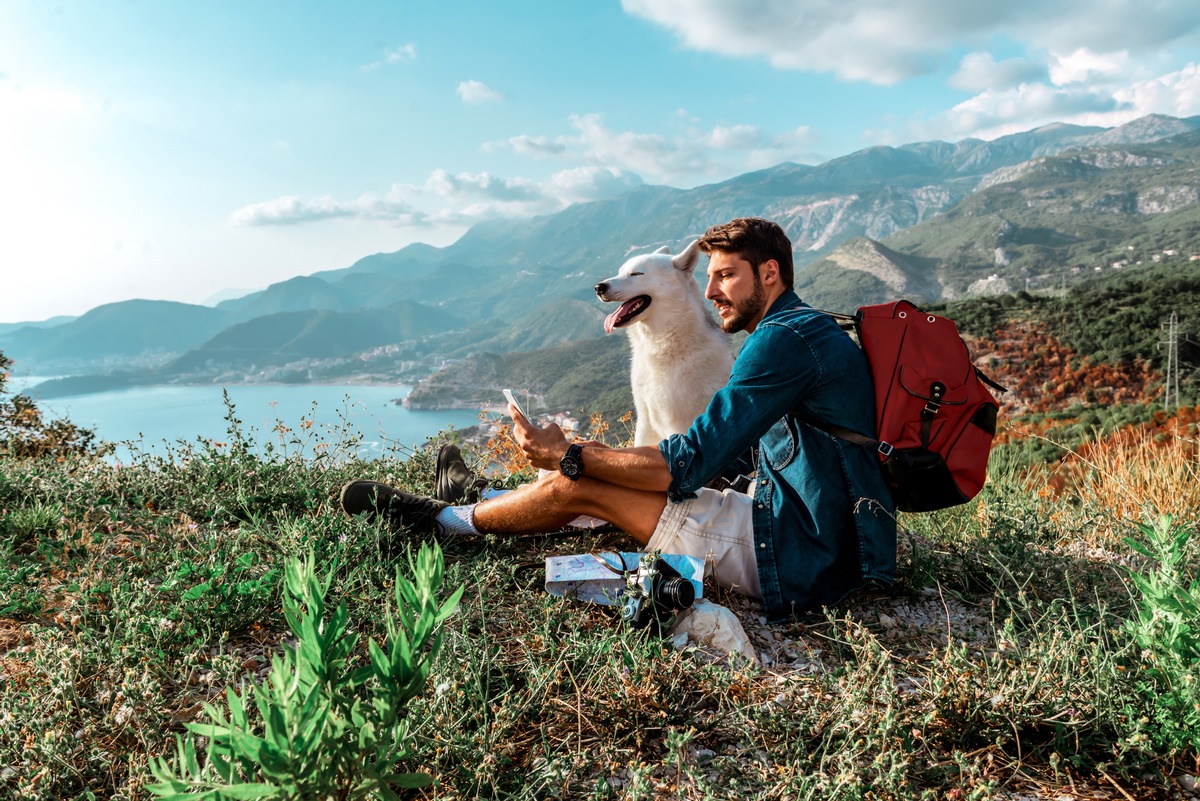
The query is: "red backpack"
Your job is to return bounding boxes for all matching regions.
[814,300,1004,513]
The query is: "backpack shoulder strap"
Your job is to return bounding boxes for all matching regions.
[803,417,887,454]
[809,307,858,332]
[787,305,878,448]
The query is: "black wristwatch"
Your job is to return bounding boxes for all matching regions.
[559,443,585,481]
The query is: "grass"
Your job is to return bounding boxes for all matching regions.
[1,401,1199,799]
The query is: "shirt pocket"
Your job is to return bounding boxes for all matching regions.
[761,417,797,470]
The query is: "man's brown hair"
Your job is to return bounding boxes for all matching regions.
[697,217,794,289]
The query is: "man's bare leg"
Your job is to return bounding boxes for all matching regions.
[472,471,667,545]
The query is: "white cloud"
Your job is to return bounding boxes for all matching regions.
[706,123,762,150]
[1110,63,1200,119]
[568,113,698,179]
[457,80,504,104]
[892,62,1200,142]
[360,44,417,72]
[230,190,425,227]
[950,51,1045,92]
[545,167,644,204]
[425,170,543,203]
[621,0,1200,85]
[1048,48,1128,86]
[501,134,568,156]
[491,114,817,184]
[935,83,1119,140]
[421,167,642,219]
[230,165,644,230]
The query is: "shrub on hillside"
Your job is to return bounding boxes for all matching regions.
[0,350,108,460]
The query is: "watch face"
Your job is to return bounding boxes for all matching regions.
[561,444,584,479]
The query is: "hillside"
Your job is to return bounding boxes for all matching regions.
[885,129,1200,297]
[165,301,464,374]
[0,300,232,371]
[404,334,632,419]
[794,238,943,309]
[0,315,76,338]
[437,299,608,359]
[938,260,1200,382]
[404,262,1200,450]
[7,114,1200,390]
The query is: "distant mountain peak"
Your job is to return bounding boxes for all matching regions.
[1089,113,1200,145]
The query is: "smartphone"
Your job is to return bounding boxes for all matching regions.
[502,388,527,420]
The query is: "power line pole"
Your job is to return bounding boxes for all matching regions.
[1160,312,1180,410]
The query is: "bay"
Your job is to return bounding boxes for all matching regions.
[10,378,483,462]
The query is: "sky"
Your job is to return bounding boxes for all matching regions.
[2,0,1199,325]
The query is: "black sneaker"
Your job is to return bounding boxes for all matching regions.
[339,480,448,534]
[435,444,489,504]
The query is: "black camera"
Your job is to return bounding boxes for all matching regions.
[621,552,696,630]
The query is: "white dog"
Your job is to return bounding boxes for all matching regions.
[595,241,734,447]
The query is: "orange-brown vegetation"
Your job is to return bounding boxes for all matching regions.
[960,318,1199,525]
[1025,423,1200,541]
[969,319,1160,419]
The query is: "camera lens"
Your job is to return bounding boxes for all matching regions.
[652,577,695,610]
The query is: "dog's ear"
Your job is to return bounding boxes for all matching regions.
[671,240,700,273]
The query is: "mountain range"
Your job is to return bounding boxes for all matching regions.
[6,112,1200,408]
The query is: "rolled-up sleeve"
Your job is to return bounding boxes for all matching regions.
[658,322,824,502]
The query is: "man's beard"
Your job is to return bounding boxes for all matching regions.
[717,277,766,333]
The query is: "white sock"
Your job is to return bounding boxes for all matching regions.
[480,487,507,501]
[434,504,480,536]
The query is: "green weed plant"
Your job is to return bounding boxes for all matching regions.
[147,542,462,799]
[1122,516,1200,757]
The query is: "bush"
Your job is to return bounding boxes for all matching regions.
[0,350,108,460]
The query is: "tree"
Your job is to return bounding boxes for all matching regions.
[0,349,107,459]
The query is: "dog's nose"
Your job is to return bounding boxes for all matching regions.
[595,282,608,297]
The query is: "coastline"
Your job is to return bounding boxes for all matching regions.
[23,373,420,401]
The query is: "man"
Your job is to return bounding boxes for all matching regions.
[341,218,896,619]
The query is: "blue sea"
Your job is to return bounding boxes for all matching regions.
[9,377,483,462]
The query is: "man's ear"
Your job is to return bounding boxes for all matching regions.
[760,259,780,285]
[672,240,700,273]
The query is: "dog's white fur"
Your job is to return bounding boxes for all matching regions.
[596,241,734,447]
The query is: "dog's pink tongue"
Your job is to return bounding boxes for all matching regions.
[604,307,622,334]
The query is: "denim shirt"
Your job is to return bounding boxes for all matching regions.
[658,289,896,619]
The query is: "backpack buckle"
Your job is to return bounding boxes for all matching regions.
[877,441,894,458]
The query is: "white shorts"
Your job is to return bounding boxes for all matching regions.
[646,487,762,599]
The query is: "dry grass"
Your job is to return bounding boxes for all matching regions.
[1024,429,1200,545]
